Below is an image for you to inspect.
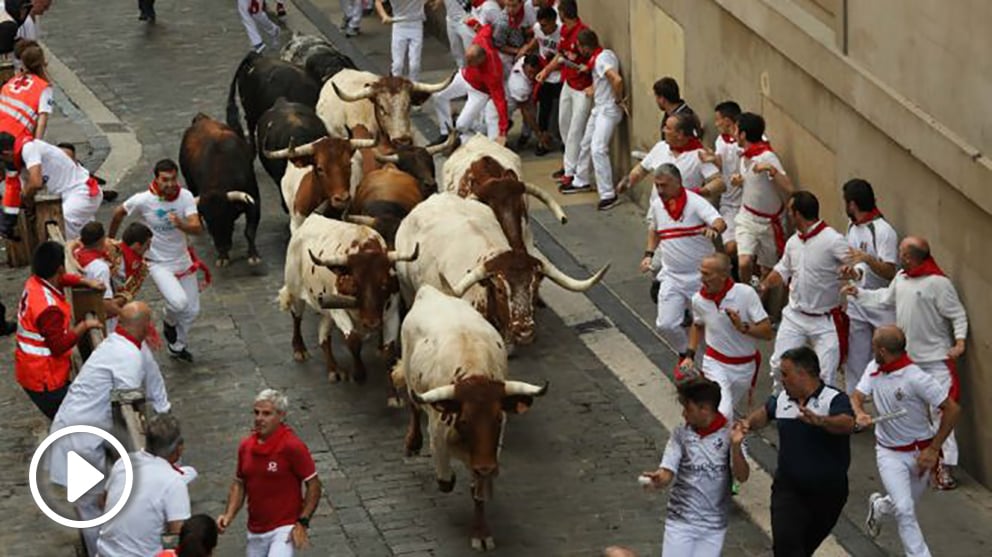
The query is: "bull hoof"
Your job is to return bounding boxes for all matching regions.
[248,256,262,266]
[470,536,496,552]
[328,372,343,383]
[216,258,230,268]
[293,350,309,362]
[437,474,456,493]
[387,395,404,408]
[404,434,422,456]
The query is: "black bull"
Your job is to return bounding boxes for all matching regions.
[256,98,328,208]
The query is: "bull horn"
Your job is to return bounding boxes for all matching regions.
[226,191,256,206]
[541,260,610,292]
[424,132,458,156]
[319,293,359,309]
[523,182,567,224]
[332,80,374,102]
[264,136,323,159]
[373,150,400,164]
[308,248,349,269]
[388,243,419,263]
[451,262,490,297]
[412,384,457,404]
[345,215,378,227]
[504,380,549,397]
[412,71,457,94]
[350,137,378,150]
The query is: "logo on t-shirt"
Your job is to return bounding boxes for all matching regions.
[895,388,905,401]
[267,461,278,473]
[152,207,177,233]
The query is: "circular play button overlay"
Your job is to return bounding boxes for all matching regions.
[29,425,134,529]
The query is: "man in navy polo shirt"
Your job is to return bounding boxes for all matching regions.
[742,346,855,557]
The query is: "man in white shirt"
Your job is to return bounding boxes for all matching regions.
[432,0,474,67]
[481,55,543,144]
[71,222,124,329]
[99,414,193,557]
[639,163,725,360]
[48,301,172,556]
[854,326,960,557]
[237,0,280,53]
[0,133,103,241]
[339,0,363,36]
[528,5,561,155]
[846,236,968,489]
[377,0,425,82]
[759,191,849,389]
[642,378,749,557]
[839,179,898,394]
[682,253,773,417]
[109,159,204,363]
[731,112,794,285]
[706,101,744,259]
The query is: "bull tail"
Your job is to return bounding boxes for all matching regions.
[390,358,408,391]
[277,285,294,313]
[227,52,256,140]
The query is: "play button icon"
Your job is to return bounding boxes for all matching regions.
[29,425,134,529]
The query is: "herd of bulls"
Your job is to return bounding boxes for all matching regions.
[180,34,609,551]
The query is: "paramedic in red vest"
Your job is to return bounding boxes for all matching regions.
[15,241,105,419]
[0,40,53,237]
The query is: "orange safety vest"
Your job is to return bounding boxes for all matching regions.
[14,275,73,392]
[1,134,34,213]
[0,73,49,140]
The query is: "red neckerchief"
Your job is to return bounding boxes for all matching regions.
[663,187,688,221]
[508,4,525,27]
[149,180,180,202]
[853,208,883,226]
[250,423,291,456]
[903,256,945,278]
[120,243,144,281]
[670,137,704,155]
[85,175,100,197]
[693,412,728,437]
[798,220,827,242]
[720,133,736,144]
[872,353,913,376]
[700,278,734,307]
[114,325,142,349]
[73,246,110,269]
[585,46,604,71]
[742,140,773,159]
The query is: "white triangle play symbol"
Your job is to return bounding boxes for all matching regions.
[66,451,104,503]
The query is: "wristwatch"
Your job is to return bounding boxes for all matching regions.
[297,516,311,528]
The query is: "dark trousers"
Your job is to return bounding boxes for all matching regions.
[771,479,848,557]
[537,81,563,134]
[138,0,156,16]
[23,384,70,420]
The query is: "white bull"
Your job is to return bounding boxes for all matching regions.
[391,284,548,551]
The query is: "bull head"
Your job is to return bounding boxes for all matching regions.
[264,136,376,159]
[522,182,567,225]
[452,256,609,296]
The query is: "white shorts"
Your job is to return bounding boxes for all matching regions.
[663,518,726,557]
[734,209,780,268]
[720,202,740,245]
[247,524,295,557]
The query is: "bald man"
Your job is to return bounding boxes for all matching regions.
[48,301,172,555]
[847,236,968,490]
[853,326,960,556]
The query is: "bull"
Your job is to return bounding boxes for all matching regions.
[256,98,328,202]
[346,166,425,248]
[280,32,356,83]
[394,193,608,346]
[368,133,458,198]
[392,284,548,551]
[178,113,260,266]
[278,214,418,384]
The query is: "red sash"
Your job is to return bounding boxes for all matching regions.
[704,345,762,405]
[175,247,212,290]
[743,204,786,256]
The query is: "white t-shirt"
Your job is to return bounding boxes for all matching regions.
[98,451,192,557]
[506,57,533,104]
[20,139,90,196]
[739,150,786,215]
[845,217,898,326]
[532,21,561,83]
[773,223,849,314]
[855,361,948,448]
[714,134,742,210]
[660,420,734,530]
[443,0,468,20]
[641,140,719,194]
[122,190,197,267]
[590,49,620,112]
[81,259,115,301]
[390,0,425,23]
[692,283,767,358]
[647,189,721,276]
[471,0,502,26]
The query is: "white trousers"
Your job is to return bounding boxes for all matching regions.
[149,262,200,350]
[916,360,958,466]
[558,83,592,177]
[238,0,280,49]
[655,271,700,355]
[445,17,474,68]
[432,72,496,142]
[701,355,757,418]
[770,306,841,390]
[662,518,726,557]
[574,106,623,200]
[845,317,875,395]
[340,0,362,30]
[873,446,932,557]
[62,187,102,241]
[390,22,424,82]
[246,524,296,557]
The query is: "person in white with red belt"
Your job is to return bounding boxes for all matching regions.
[109,159,205,363]
[681,253,773,417]
[854,326,960,557]
[731,112,794,285]
[705,101,744,262]
[237,0,281,53]
[758,191,849,390]
[839,178,898,394]
[845,236,968,490]
[377,0,426,82]
[639,163,725,363]
[431,0,474,67]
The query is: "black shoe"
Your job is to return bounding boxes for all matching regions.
[93,174,107,186]
[138,13,148,21]
[0,320,16,336]
[101,190,119,203]
[551,168,565,179]
[428,134,450,147]
[168,346,194,363]
[535,145,550,156]
[559,183,593,195]
[163,321,177,345]
[597,196,620,211]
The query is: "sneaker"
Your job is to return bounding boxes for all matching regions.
[163,321,177,345]
[597,196,620,210]
[535,144,550,156]
[276,3,287,16]
[345,27,360,37]
[731,480,741,496]
[138,13,148,21]
[253,42,266,54]
[168,346,194,363]
[865,492,883,538]
[934,463,958,490]
[551,168,565,179]
[101,190,119,203]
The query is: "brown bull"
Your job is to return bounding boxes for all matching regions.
[347,167,424,248]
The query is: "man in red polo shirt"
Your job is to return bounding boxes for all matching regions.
[217,389,322,557]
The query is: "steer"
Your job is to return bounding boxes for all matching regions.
[280,32,356,83]
[179,113,260,266]
[264,135,376,232]
[256,98,328,202]
[278,214,418,384]
[226,51,321,152]
[392,284,548,551]
[347,167,425,248]
[394,193,608,346]
[369,133,458,198]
